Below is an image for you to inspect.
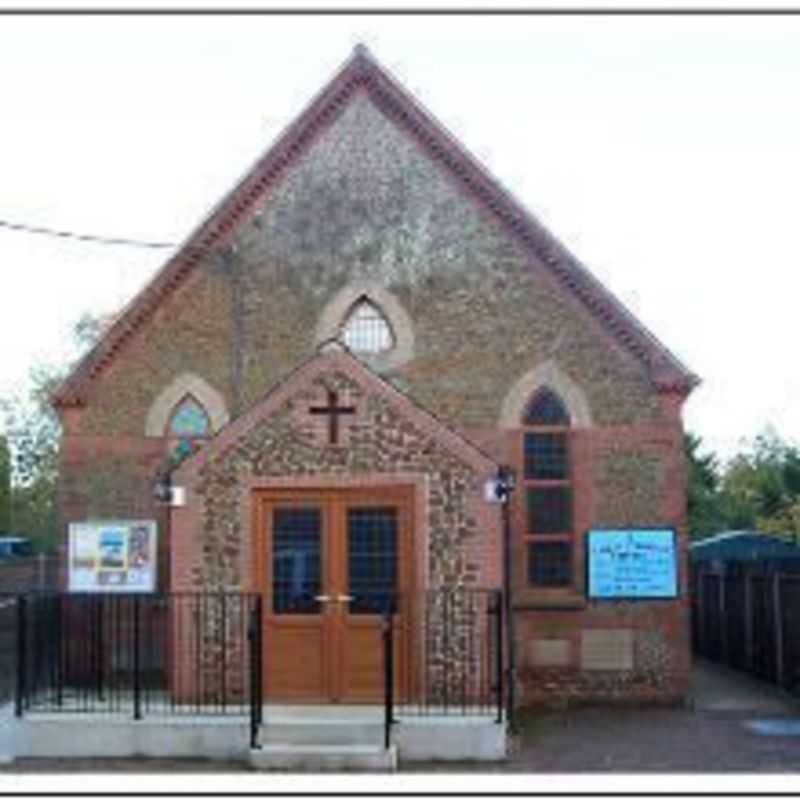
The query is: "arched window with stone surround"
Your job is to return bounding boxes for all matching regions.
[340,298,394,355]
[522,387,574,589]
[168,394,211,438]
[166,394,211,463]
[145,373,229,438]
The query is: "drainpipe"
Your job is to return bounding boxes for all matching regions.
[153,443,194,589]
[221,245,244,418]
[496,465,517,731]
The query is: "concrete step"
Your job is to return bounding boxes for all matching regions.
[259,720,384,746]
[249,743,397,771]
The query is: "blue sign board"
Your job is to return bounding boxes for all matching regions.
[587,529,678,599]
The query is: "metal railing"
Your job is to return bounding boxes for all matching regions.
[248,594,264,749]
[382,607,395,750]
[12,587,502,753]
[382,587,503,748]
[14,592,263,746]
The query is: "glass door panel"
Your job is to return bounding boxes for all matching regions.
[272,507,322,614]
[347,507,398,614]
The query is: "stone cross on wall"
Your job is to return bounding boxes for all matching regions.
[309,389,355,445]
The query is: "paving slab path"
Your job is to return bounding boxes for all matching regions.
[690,658,800,714]
[408,658,800,772]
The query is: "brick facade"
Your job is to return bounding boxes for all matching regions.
[54,48,696,709]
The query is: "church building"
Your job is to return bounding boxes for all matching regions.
[53,46,698,712]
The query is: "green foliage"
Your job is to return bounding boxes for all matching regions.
[72,311,107,353]
[686,432,723,538]
[687,428,800,542]
[0,314,105,553]
[0,365,62,551]
[3,365,61,488]
[0,436,10,533]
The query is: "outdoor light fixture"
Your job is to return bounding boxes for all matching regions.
[152,471,173,504]
[495,465,516,503]
[152,471,186,507]
[484,466,517,504]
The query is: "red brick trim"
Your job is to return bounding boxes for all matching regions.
[53,46,698,408]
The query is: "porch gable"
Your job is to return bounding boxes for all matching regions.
[170,343,500,595]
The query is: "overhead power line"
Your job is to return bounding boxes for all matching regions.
[0,219,177,249]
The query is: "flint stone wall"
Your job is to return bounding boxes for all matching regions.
[189,370,484,592]
[77,94,662,439]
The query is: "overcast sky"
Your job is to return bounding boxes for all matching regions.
[1,13,799,463]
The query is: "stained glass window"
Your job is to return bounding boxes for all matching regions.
[522,387,574,589]
[524,388,571,426]
[527,487,573,534]
[169,395,211,438]
[341,299,394,354]
[524,432,569,480]
[528,542,572,587]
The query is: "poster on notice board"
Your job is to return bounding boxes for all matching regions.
[68,520,157,593]
[586,528,678,599]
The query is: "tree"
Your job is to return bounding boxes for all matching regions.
[0,436,10,533]
[685,428,800,540]
[0,313,106,553]
[709,429,800,542]
[686,432,723,538]
[72,310,109,352]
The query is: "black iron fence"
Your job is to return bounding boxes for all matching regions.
[0,595,17,704]
[692,563,800,692]
[10,587,502,752]
[14,592,263,745]
[384,588,503,722]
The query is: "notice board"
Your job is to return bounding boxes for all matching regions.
[586,528,678,599]
[68,520,157,593]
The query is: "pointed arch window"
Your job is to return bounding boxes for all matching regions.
[168,395,211,439]
[522,388,574,589]
[165,394,211,465]
[341,298,394,355]
[524,387,570,427]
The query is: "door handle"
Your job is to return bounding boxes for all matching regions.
[314,594,331,602]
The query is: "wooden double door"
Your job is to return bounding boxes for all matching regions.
[253,487,412,702]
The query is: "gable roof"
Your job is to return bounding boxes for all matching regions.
[173,341,498,485]
[53,45,699,408]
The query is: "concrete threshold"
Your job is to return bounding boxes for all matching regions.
[250,743,397,771]
[0,703,507,766]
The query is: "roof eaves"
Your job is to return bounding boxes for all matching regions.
[356,49,699,393]
[52,49,369,408]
